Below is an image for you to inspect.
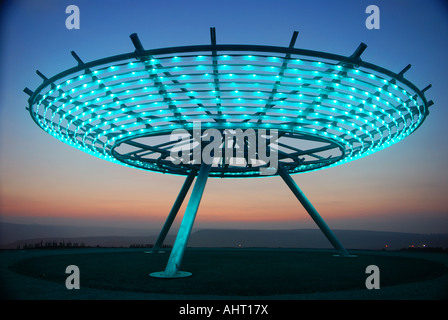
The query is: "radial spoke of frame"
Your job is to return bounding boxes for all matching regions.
[210,27,224,122]
[121,138,179,157]
[121,139,171,157]
[140,59,186,125]
[281,142,339,158]
[263,33,299,122]
[146,54,214,119]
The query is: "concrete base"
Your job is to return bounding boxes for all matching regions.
[333,254,358,258]
[149,271,192,279]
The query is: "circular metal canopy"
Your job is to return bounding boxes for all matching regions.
[25,30,433,178]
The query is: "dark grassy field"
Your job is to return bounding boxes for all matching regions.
[6,248,448,297]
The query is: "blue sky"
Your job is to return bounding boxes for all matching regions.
[0,0,447,234]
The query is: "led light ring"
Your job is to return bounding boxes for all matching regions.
[26,38,432,178]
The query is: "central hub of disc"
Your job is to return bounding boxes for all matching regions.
[111,128,345,177]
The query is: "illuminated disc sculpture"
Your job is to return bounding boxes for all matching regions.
[25,28,433,278]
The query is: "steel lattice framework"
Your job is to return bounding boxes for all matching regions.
[25,29,434,277]
[25,30,433,178]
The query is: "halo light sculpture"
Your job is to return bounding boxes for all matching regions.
[25,28,433,278]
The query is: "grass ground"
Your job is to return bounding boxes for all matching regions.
[1,247,448,300]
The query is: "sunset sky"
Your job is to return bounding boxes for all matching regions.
[0,0,447,235]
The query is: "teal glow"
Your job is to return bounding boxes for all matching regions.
[28,47,430,178]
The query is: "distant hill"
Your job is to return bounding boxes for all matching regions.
[1,222,447,250]
[188,229,448,250]
[0,222,158,247]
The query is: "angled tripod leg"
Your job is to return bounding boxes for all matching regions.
[149,169,197,253]
[150,162,212,278]
[278,165,351,257]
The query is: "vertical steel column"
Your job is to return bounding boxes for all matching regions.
[150,162,212,278]
[278,165,351,257]
[150,168,197,253]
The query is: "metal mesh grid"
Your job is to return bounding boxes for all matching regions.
[25,31,432,178]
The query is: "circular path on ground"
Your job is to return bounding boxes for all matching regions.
[2,248,447,299]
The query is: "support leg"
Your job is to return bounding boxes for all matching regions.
[149,169,197,253]
[150,162,212,278]
[278,165,351,257]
